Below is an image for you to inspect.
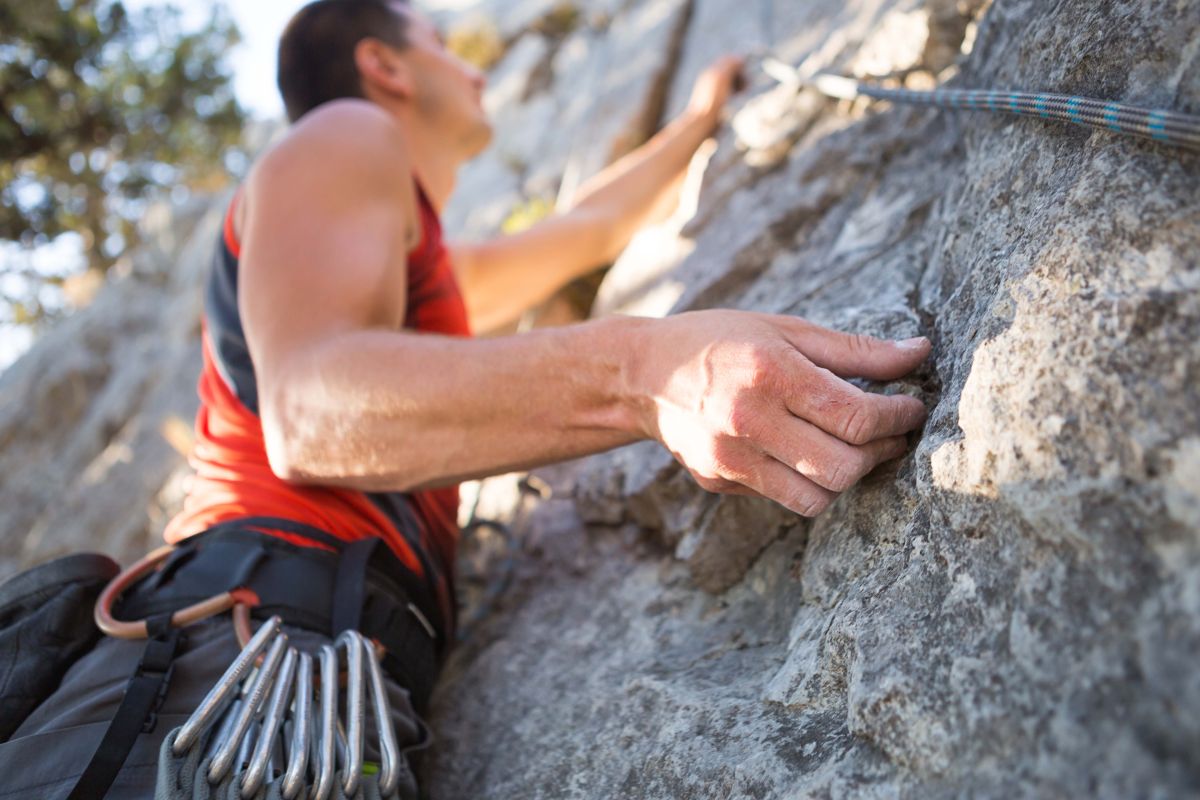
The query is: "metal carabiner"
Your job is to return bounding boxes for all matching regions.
[334,630,366,797]
[334,721,349,779]
[174,615,283,755]
[94,545,253,639]
[208,631,289,784]
[174,618,407,797]
[310,644,338,800]
[240,646,298,798]
[235,719,259,781]
[281,651,313,800]
[202,694,243,769]
[358,631,402,796]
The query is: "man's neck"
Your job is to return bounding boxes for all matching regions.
[393,119,457,215]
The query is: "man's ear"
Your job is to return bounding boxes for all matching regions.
[354,39,414,100]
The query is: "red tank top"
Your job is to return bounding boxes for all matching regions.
[164,180,471,624]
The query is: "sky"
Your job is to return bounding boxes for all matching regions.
[170,0,471,117]
[125,0,313,119]
[2,1,487,369]
[222,2,309,118]
[0,2,311,370]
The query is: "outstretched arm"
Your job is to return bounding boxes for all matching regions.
[243,101,931,517]
[451,56,746,331]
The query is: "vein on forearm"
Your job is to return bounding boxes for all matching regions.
[266,316,648,491]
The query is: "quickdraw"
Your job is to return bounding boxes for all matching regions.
[168,618,405,799]
[762,57,1200,151]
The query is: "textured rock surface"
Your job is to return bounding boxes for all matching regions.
[0,195,222,578]
[426,0,1200,797]
[0,0,1196,796]
[442,0,693,240]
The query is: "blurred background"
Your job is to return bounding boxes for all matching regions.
[4,1,1198,795]
[0,0,312,371]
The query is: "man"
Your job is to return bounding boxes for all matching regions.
[190,0,929,541]
[0,1,929,796]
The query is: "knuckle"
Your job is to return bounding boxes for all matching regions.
[747,345,775,381]
[693,472,742,495]
[820,458,857,493]
[723,395,760,438]
[792,489,834,518]
[738,346,775,393]
[711,478,741,494]
[846,332,877,358]
[707,435,741,474]
[722,346,784,437]
[840,403,880,445]
[686,440,739,491]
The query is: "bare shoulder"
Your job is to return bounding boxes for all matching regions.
[248,99,412,197]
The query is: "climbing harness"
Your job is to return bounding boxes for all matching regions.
[60,518,440,799]
[762,57,1200,151]
[94,543,255,639]
[107,518,447,704]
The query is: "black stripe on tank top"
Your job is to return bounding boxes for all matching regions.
[204,201,448,618]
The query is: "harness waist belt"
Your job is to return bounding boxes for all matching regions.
[115,518,445,711]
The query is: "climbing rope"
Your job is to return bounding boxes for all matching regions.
[763,59,1200,151]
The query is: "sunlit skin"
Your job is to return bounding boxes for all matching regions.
[234,2,931,517]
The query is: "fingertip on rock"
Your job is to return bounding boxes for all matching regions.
[890,393,929,428]
[895,336,931,353]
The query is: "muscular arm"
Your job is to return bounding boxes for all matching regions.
[244,102,932,515]
[452,57,743,331]
[242,102,644,491]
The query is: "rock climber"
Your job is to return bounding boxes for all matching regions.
[0,0,930,797]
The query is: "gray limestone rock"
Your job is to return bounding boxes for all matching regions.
[0,0,1196,797]
[425,0,1200,797]
[0,194,221,578]
[442,0,694,242]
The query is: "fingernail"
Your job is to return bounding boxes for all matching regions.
[895,337,929,349]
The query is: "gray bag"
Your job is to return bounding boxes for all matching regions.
[0,553,119,742]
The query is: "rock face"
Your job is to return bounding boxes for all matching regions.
[0,195,222,578]
[424,0,1200,797]
[439,0,693,241]
[1,0,1197,796]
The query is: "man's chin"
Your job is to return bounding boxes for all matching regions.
[464,121,495,159]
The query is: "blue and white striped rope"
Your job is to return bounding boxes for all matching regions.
[793,70,1200,151]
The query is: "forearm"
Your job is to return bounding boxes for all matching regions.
[457,209,612,332]
[456,112,713,330]
[569,109,716,260]
[263,315,652,491]
[261,302,933,520]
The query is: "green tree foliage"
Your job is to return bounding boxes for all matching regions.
[0,0,246,325]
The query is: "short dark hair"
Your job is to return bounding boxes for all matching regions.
[277,0,412,123]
